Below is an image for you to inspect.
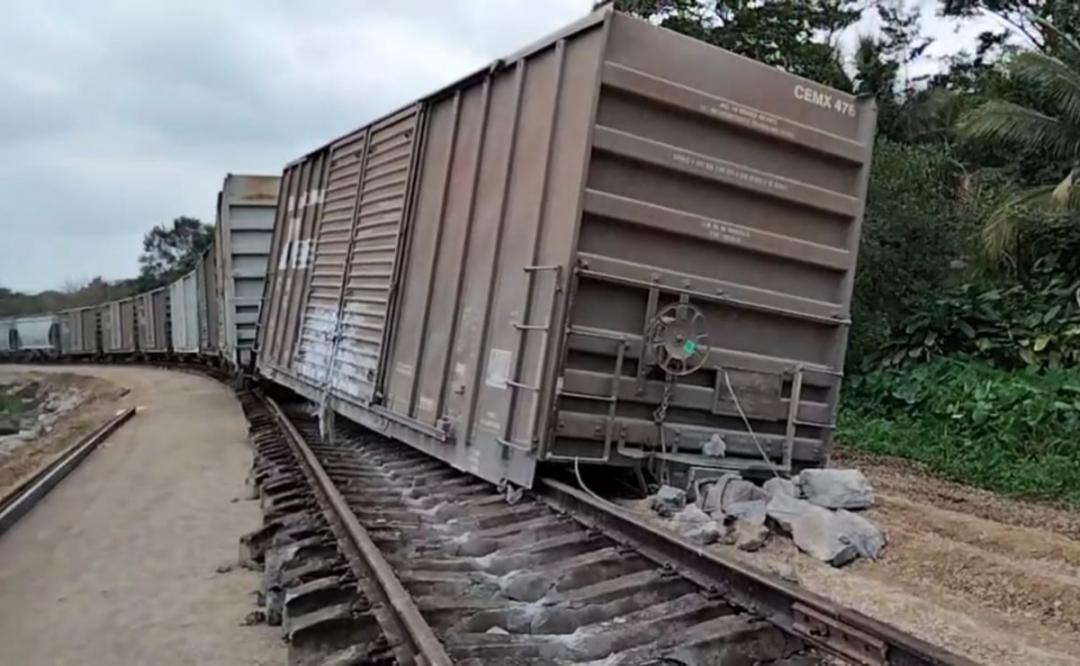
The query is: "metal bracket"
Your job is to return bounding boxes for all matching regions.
[792,602,887,666]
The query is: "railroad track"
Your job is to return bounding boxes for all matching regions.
[0,407,136,536]
[244,391,977,666]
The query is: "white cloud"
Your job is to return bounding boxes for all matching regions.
[0,0,996,292]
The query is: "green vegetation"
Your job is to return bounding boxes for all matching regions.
[840,359,1080,505]
[0,391,24,418]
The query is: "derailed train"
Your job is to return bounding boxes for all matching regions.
[0,175,280,372]
[2,9,875,489]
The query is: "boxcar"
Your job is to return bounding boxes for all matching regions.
[100,298,137,354]
[60,306,99,356]
[196,246,219,357]
[169,270,200,355]
[215,174,280,369]
[136,288,170,354]
[260,8,876,487]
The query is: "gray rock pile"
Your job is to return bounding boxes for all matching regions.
[648,467,885,567]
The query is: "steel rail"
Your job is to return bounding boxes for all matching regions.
[263,395,452,666]
[0,407,137,536]
[538,477,978,666]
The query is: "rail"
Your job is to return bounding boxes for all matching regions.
[538,477,977,666]
[0,407,137,536]
[263,395,452,666]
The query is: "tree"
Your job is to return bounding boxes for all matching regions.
[616,0,860,90]
[958,47,1080,259]
[137,216,212,288]
[942,0,1080,55]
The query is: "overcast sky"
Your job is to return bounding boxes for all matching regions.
[1,0,997,293]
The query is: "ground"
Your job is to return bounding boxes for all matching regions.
[0,365,283,666]
[0,369,127,498]
[687,450,1080,666]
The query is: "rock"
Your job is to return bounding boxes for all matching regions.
[765,492,816,534]
[651,485,687,518]
[763,476,797,499]
[672,504,711,527]
[501,572,552,602]
[241,610,266,626]
[835,509,887,560]
[700,474,768,517]
[790,506,860,567]
[0,419,18,436]
[797,469,874,509]
[671,505,725,545]
[734,521,770,552]
[683,521,725,545]
[724,500,767,526]
[702,433,727,457]
[769,559,799,584]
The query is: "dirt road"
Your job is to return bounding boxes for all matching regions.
[0,365,283,666]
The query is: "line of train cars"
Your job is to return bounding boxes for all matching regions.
[0,9,875,488]
[0,175,280,373]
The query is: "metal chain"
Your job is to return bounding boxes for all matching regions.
[653,373,676,485]
[653,373,675,425]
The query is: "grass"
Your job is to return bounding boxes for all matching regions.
[837,358,1080,507]
[0,391,23,418]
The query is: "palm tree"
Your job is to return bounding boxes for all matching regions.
[959,47,1080,260]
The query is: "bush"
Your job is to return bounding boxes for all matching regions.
[872,225,1080,371]
[848,139,991,366]
[838,359,1080,505]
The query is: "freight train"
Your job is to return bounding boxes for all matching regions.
[0,175,280,373]
[0,8,876,490]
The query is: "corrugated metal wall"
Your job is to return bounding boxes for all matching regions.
[258,152,327,375]
[293,130,368,386]
[329,106,422,403]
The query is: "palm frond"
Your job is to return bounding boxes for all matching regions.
[1010,51,1080,128]
[958,100,1080,161]
[982,184,1060,260]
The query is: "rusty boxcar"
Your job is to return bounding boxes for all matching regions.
[215,174,280,368]
[257,8,876,487]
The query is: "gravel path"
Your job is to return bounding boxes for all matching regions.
[0,365,283,666]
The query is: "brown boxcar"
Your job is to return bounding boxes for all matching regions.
[257,8,876,487]
[61,306,99,356]
[136,287,170,353]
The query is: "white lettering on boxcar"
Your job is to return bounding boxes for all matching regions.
[794,84,855,117]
